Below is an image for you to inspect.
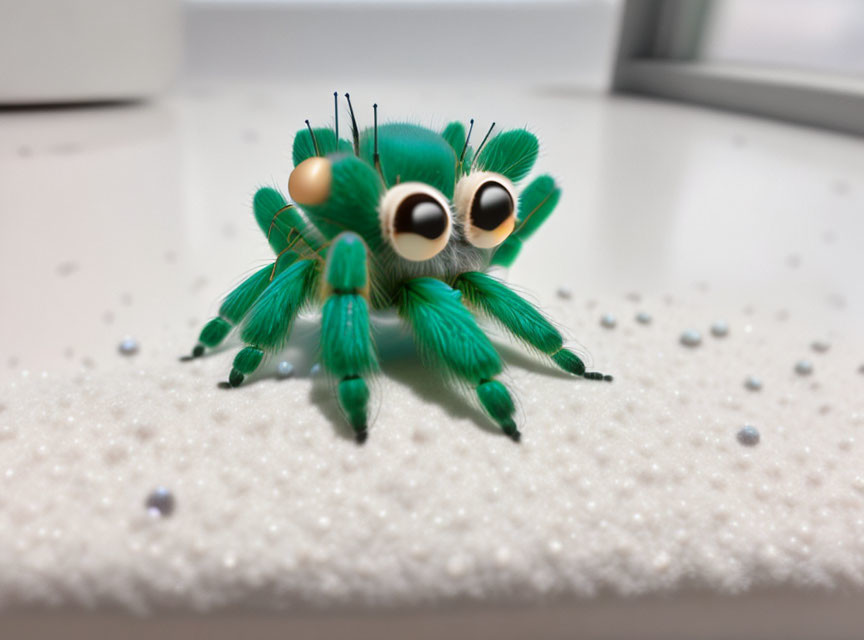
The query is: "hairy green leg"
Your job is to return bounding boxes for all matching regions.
[491,175,561,268]
[397,278,521,441]
[320,232,378,443]
[189,250,300,358]
[253,186,323,254]
[189,184,321,358]
[454,271,613,381]
[227,259,318,387]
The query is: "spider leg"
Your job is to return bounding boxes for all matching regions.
[188,250,301,358]
[397,278,520,442]
[491,175,560,268]
[320,233,378,443]
[253,186,323,255]
[188,186,325,359]
[225,259,318,386]
[454,271,613,381]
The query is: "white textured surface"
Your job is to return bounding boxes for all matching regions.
[2,293,864,614]
[1,81,864,634]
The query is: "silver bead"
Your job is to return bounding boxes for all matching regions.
[737,425,760,446]
[118,337,139,355]
[680,329,702,347]
[309,363,321,376]
[145,487,175,517]
[635,311,652,325]
[744,376,762,391]
[795,360,814,376]
[600,313,617,329]
[276,361,295,379]
[710,321,729,338]
[556,286,573,300]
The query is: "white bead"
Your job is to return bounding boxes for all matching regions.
[680,330,702,347]
[710,321,729,337]
[277,361,295,378]
[118,338,139,355]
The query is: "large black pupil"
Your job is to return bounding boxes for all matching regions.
[471,182,513,231]
[393,193,447,239]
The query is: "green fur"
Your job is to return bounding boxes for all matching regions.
[360,123,457,199]
[219,265,275,325]
[233,346,264,374]
[398,278,522,437]
[338,377,370,434]
[253,187,321,254]
[491,174,560,267]
[228,369,245,387]
[551,349,586,376]
[513,174,560,239]
[325,232,367,291]
[199,317,231,347]
[477,380,517,438]
[302,155,383,249]
[321,232,378,440]
[441,121,466,157]
[240,260,317,349]
[321,295,375,378]
[229,346,264,387]
[476,129,539,183]
[490,236,522,268]
[219,250,301,325]
[460,147,475,176]
[398,278,502,382]
[194,254,300,353]
[454,271,563,354]
[292,127,351,165]
[456,271,588,376]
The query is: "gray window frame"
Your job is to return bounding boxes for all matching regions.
[612,0,864,136]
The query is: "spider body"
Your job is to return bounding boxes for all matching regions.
[190,97,611,443]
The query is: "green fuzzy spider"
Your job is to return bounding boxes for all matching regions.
[189,94,611,443]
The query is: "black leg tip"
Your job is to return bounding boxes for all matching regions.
[584,371,612,381]
[228,369,244,388]
[192,345,205,358]
[503,424,521,443]
[355,429,368,445]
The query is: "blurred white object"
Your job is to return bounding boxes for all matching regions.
[0,0,181,104]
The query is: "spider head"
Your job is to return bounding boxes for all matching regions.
[371,122,537,274]
[289,118,538,282]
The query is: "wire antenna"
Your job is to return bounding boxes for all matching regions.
[305,119,321,157]
[344,93,360,156]
[471,121,495,169]
[373,104,380,165]
[333,91,339,144]
[373,103,385,183]
[459,118,475,163]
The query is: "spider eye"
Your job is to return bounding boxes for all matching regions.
[288,157,332,206]
[456,173,517,248]
[380,183,451,261]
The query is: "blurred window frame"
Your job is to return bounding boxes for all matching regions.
[612,0,864,136]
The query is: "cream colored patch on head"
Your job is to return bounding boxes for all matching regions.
[288,157,332,206]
